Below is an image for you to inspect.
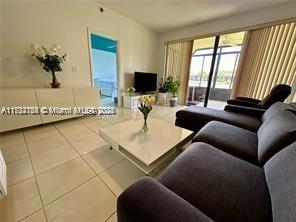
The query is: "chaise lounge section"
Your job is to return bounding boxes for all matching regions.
[175,102,295,132]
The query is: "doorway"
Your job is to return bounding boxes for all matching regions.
[89,32,118,107]
[187,32,245,109]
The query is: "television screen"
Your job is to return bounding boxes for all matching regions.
[134,72,157,93]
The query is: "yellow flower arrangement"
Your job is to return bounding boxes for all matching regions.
[138,96,155,132]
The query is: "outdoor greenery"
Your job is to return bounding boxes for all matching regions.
[189,70,233,88]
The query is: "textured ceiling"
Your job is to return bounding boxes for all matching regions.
[96,0,290,32]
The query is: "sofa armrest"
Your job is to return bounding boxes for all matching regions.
[117,177,213,222]
[235,97,261,103]
[224,104,266,118]
[227,99,261,108]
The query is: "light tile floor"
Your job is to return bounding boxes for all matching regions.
[0,105,184,222]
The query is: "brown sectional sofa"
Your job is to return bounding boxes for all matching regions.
[117,103,296,222]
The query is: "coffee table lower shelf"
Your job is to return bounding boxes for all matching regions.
[117,146,178,175]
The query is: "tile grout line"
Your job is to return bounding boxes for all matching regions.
[52,123,81,157]
[79,149,123,198]
[17,207,45,222]
[21,130,49,222]
[35,156,81,176]
[75,112,149,202]
[78,117,111,135]
[1,142,30,165]
[53,119,126,188]
[2,109,176,221]
[104,210,117,222]
[52,122,122,202]
[21,123,103,209]
[97,157,126,176]
[96,175,118,202]
[72,117,128,199]
[41,175,97,208]
[10,113,139,216]
[7,175,35,190]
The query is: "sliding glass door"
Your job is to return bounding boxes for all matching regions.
[187,37,216,106]
[187,32,245,109]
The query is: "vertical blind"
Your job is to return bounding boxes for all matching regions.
[233,22,296,100]
[165,41,193,104]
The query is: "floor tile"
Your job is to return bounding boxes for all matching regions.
[106,212,117,222]
[45,177,116,222]
[54,119,81,130]
[20,210,47,222]
[102,115,131,125]
[36,158,95,205]
[7,157,34,186]
[82,119,111,133]
[30,144,79,174]
[24,124,59,142]
[70,134,108,155]
[99,159,145,196]
[26,134,68,156]
[0,131,24,146]
[59,125,96,141]
[0,178,42,222]
[83,147,125,174]
[1,143,29,163]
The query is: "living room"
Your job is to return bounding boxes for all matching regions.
[0,0,296,222]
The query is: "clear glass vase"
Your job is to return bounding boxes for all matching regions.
[142,117,148,133]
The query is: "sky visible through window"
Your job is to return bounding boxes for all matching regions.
[189,32,245,89]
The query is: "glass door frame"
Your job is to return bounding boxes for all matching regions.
[87,28,121,107]
[204,36,220,107]
[188,32,245,108]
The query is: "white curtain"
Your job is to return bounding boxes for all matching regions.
[164,41,193,104]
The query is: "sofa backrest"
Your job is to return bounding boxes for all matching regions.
[264,142,296,222]
[259,84,291,109]
[257,109,296,164]
[261,102,294,122]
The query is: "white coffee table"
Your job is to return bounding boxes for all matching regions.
[99,117,194,175]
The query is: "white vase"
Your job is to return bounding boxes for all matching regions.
[157,92,167,105]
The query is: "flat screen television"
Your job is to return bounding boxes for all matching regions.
[134,72,157,93]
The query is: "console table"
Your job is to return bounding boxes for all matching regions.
[0,87,99,132]
[123,94,155,109]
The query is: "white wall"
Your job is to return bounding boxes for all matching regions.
[0,0,161,91]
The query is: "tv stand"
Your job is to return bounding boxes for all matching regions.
[123,93,155,109]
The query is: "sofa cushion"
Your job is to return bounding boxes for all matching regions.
[193,121,258,164]
[176,106,262,132]
[264,142,296,222]
[117,177,213,222]
[158,142,272,222]
[261,102,294,122]
[257,109,296,164]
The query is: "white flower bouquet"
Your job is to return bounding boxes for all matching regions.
[31,44,69,88]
